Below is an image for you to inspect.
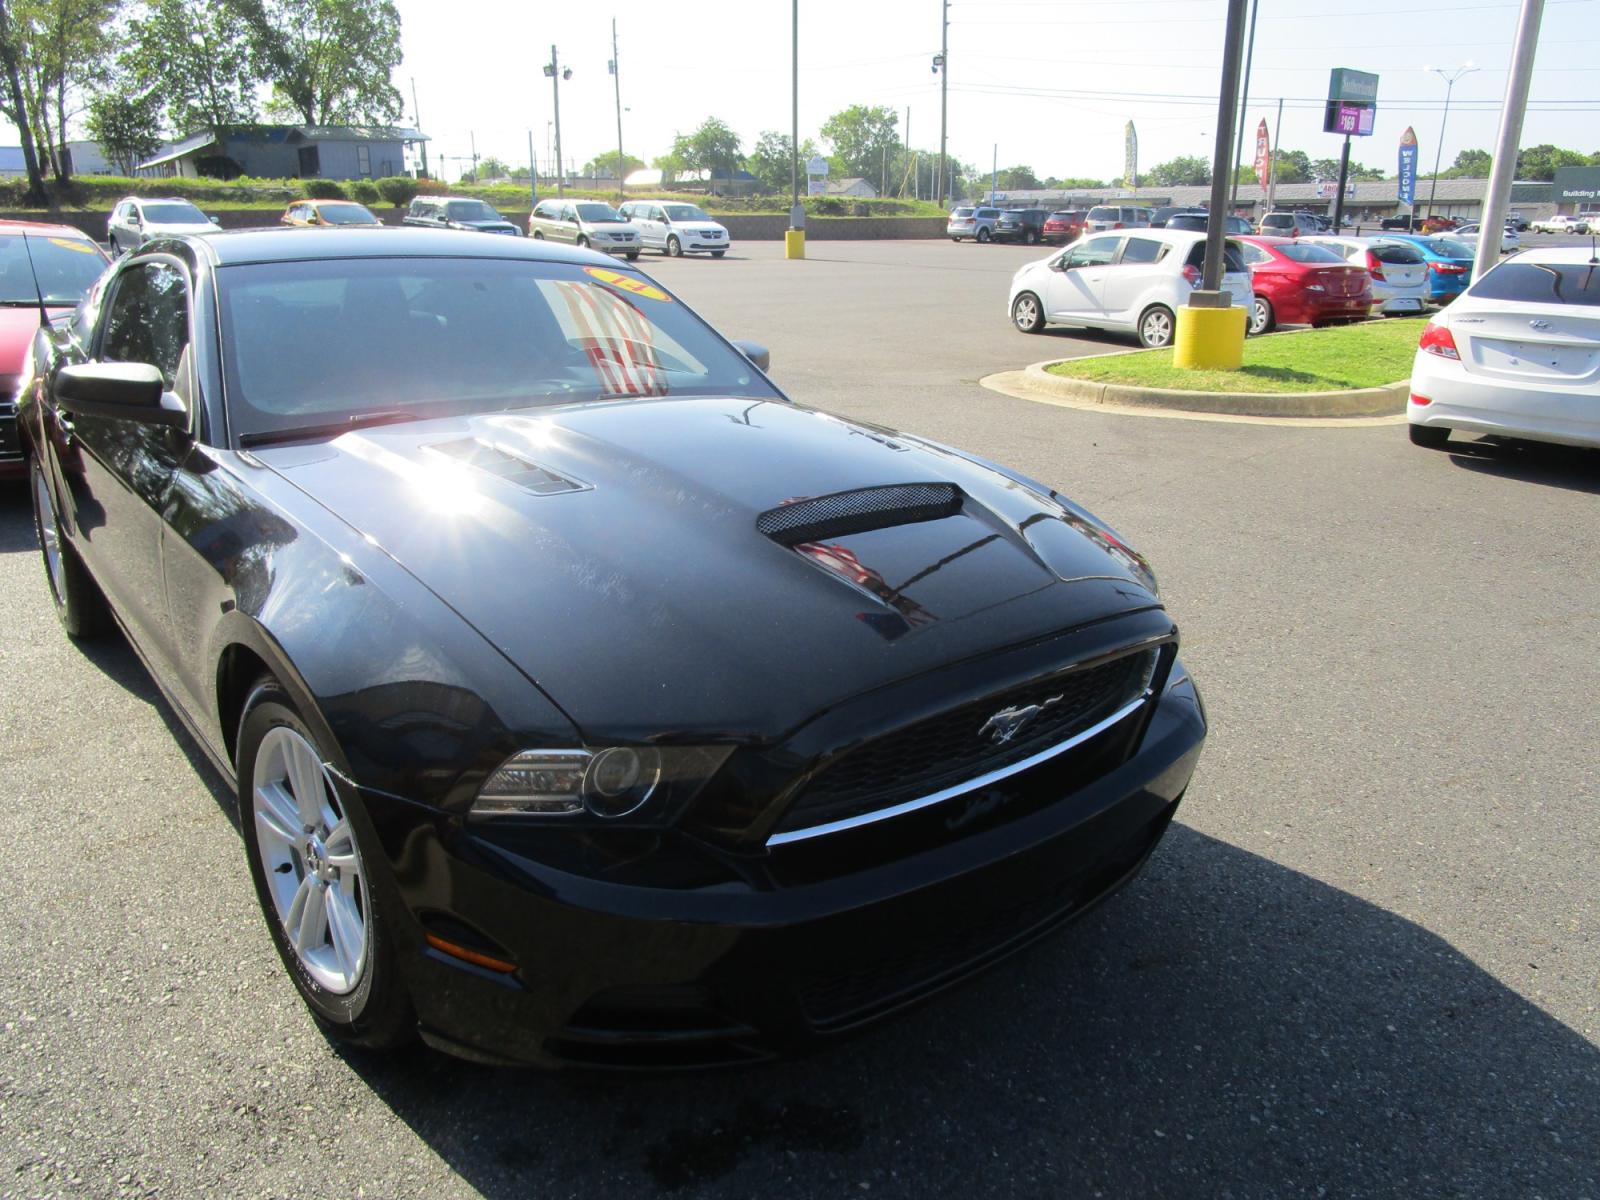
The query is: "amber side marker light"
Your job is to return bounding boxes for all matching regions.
[425,932,519,974]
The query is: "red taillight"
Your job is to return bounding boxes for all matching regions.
[1409,392,1433,405]
[1365,251,1386,282]
[1431,262,1467,274]
[1418,324,1459,360]
[1112,222,1123,229]
[1182,264,1200,287]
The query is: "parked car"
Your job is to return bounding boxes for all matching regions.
[0,221,109,480]
[1302,236,1429,317]
[1381,214,1427,232]
[526,199,640,258]
[16,226,1206,1066]
[1084,205,1152,233]
[1374,233,1476,303]
[1235,235,1374,334]
[107,196,219,254]
[1530,214,1590,235]
[403,196,521,237]
[993,208,1050,245]
[1041,209,1087,245]
[1407,246,1600,450]
[1148,207,1204,229]
[1506,211,1531,232]
[1165,213,1255,234]
[617,201,729,257]
[1009,228,1253,348]
[281,200,383,228]
[1449,221,1519,255]
[947,206,1002,242]
[1257,212,1320,238]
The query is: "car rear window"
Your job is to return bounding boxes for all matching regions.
[1166,215,1206,231]
[1467,261,1600,306]
[1423,237,1474,260]
[1087,207,1119,222]
[1370,243,1425,265]
[1275,244,1345,264]
[1261,215,1292,227]
[952,208,974,218]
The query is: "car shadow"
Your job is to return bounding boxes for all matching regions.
[0,483,38,552]
[342,826,1599,1198]
[1445,436,1600,495]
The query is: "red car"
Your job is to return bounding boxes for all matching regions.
[0,220,110,479]
[1236,235,1373,334]
[1041,209,1086,245]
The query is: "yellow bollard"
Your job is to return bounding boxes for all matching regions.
[1173,303,1247,370]
[785,229,806,260]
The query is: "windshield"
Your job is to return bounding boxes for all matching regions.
[575,203,626,223]
[216,257,781,441]
[662,204,709,222]
[318,204,379,225]
[143,202,209,225]
[446,200,502,223]
[1467,261,1600,306]
[0,234,107,305]
[1276,243,1345,264]
[1424,237,1474,260]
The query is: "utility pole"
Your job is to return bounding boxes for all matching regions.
[935,0,949,208]
[469,131,478,181]
[1424,62,1478,220]
[411,77,429,177]
[528,130,537,209]
[1227,0,1259,211]
[787,0,804,258]
[904,107,911,198]
[990,143,997,203]
[610,19,625,203]
[543,46,571,197]
[1476,0,1542,279]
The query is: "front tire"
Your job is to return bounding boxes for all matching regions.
[711,250,726,258]
[666,235,682,257]
[575,235,589,249]
[1249,295,1276,335]
[532,230,544,239]
[1011,291,1046,334]
[1138,304,1176,349]
[29,456,107,639]
[976,227,992,244]
[1024,228,1039,245]
[1408,423,1451,448]
[625,251,639,261]
[237,679,413,1050]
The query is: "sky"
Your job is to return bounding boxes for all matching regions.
[18,0,1600,186]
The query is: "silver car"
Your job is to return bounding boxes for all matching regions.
[527,200,641,259]
[107,196,219,255]
[1302,236,1430,315]
[947,206,1001,243]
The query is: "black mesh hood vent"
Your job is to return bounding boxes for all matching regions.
[427,438,590,496]
[757,483,963,546]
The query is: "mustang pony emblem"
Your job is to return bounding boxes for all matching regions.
[979,695,1063,746]
[1528,319,1552,331]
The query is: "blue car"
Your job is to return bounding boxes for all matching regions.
[1374,233,1476,302]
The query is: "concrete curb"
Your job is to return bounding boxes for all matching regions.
[1018,359,1409,418]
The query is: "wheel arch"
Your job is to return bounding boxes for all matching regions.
[214,617,340,777]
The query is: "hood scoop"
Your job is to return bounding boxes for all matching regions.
[426,437,590,497]
[757,483,963,546]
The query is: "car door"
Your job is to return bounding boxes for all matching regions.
[558,204,582,244]
[1043,235,1122,321]
[641,205,668,250]
[56,255,194,671]
[1099,235,1172,322]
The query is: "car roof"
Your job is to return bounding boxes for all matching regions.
[1087,228,1228,245]
[163,226,620,267]
[308,199,370,208]
[0,218,97,238]
[119,196,200,205]
[1499,246,1600,265]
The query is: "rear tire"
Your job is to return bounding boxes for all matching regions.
[1408,423,1451,449]
[1024,228,1039,245]
[237,678,415,1051]
[532,230,544,239]
[29,456,107,640]
[1137,304,1176,349]
[976,227,992,244]
[1011,291,1046,334]
[1249,295,1276,335]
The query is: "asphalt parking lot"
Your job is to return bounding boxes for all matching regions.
[2,236,1596,1199]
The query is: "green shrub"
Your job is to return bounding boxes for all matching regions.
[376,176,419,206]
[349,179,380,204]
[303,179,346,200]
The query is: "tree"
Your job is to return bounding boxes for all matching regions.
[651,150,685,184]
[11,0,117,183]
[1044,176,1103,190]
[0,0,47,202]
[746,130,818,193]
[1310,157,1384,182]
[86,89,163,175]
[1145,155,1211,187]
[475,155,510,180]
[228,0,404,126]
[1273,148,1311,184]
[584,149,643,180]
[819,103,897,181]
[1514,143,1588,181]
[671,116,741,178]
[994,165,1042,191]
[1445,148,1492,177]
[126,0,256,134]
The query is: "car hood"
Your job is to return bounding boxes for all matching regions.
[0,304,51,372]
[251,397,1160,740]
[458,220,519,233]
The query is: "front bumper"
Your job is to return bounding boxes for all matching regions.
[0,406,22,478]
[359,668,1206,1068]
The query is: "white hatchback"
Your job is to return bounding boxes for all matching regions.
[1407,247,1600,450]
[1008,229,1254,348]
[1302,236,1429,315]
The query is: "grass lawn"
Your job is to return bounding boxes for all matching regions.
[1045,318,1427,393]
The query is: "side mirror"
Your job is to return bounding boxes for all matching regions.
[129,213,143,227]
[55,362,187,428]
[1050,257,1072,272]
[730,339,770,372]
[660,214,671,225]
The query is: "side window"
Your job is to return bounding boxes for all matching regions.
[1067,236,1121,268]
[560,205,576,222]
[99,261,190,387]
[1238,243,1271,266]
[1119,237,1166,265]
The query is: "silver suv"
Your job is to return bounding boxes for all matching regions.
[1258,212,1320,237]
[1085,205,1153,233]
[527,200,641,259]
[107,196,219,254]
[947,206,1002,243]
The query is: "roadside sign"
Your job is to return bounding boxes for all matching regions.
[805,155,829,177]
[1324,68,1378,137]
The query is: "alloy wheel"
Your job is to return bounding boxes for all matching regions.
[252,726,369,995]
[1141,307,1174,347]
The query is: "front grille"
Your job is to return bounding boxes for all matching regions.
[774,647,1158,836]
[757,483,962,546]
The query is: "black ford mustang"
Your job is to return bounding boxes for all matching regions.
[18,229,1205,1068]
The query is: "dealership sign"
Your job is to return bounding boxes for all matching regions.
[1552,165,1600,201]
[1324,68,1379,137]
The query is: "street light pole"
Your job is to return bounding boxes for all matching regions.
[1227,0,1260,212]
[610,19,625,203]
[1424,62,1478,219]
[544,46,570,197]
[937,0,949,207]
[1476,0,1543,280]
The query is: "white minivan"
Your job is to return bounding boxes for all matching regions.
[617,201,731,257]
[1007,229,1254,348]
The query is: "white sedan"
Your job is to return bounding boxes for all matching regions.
[1450,222,1520,254]
[1407,246,1600,450]
[1302,236,1430,315]
[1009,229,1254,348]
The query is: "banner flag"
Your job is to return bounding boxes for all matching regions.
[1398,127,1419,207]
[1253,119,1271,193]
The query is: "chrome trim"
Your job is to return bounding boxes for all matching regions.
[766,692,1150,848]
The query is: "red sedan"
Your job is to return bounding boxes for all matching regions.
[1236,235,1373,334]
[1042,209,1086,245]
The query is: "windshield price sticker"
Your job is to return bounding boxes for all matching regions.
[583,266,671,302]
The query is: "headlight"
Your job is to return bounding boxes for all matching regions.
[471,745,731,824]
